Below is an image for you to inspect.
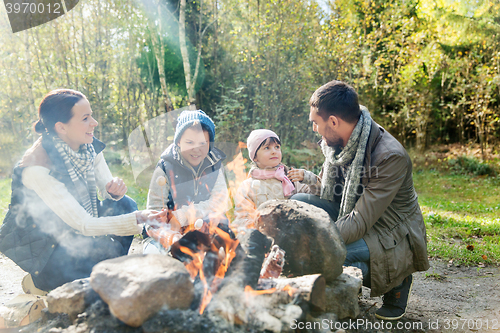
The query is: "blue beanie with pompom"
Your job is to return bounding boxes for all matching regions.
[174,110,215,144]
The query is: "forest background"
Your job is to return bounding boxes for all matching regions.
[1,0,499,175]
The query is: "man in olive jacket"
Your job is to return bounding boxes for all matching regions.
[292,80,429,320]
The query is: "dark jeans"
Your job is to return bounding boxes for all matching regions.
[32,196,137,291]
[290,193,371,286]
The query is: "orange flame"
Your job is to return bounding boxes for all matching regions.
[282,284,297,297]
[244,285,277,303]
[182,203,198,231]
[183,223,194,233]
[179,245,213,314]
[244,285,277,295]
[179,246,204,280]
[225,147,249,206]
[213,228,240,278]
[199,283,213,315]
[178,226,240,315]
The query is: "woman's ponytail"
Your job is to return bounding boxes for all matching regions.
[34,119,46,134]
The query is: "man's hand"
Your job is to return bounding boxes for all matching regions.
[106,177,127,198]
[288,168,305,182]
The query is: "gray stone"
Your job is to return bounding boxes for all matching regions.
[206,281,248,326]
[304,313,333,333]
[90,254,194,327]
[316,313,338,332]
[254,311,282,332]
[257,200,346,282]
[280,304,303,332]
[47,278,99,319]
[325,266,362,319]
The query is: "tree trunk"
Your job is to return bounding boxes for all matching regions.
[476,110,485,160]
[23,32,37,144]
[212,0,218,84]
[148,3,174,113]
[53,21,71,87]
[179,0,195,105]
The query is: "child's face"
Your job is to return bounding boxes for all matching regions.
[178,127,210,167]
[254,139,282,169]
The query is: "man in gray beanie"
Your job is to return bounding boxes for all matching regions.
[292,80,429,320]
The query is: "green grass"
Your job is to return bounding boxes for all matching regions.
[414,170,500,266]
[424,271,447,281]
[108,163,148,210]
[413,169,500,219]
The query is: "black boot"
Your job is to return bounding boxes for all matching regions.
[375,274,413,320]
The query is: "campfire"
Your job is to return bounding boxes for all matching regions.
[143,217,328,332]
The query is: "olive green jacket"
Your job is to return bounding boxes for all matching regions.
[334,120,430,296]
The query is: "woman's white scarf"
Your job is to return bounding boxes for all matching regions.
[320,107,372,220]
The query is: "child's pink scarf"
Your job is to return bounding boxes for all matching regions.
[251,165,295,197]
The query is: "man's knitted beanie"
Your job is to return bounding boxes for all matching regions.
[247,129,280,161]
[174,110,216,144]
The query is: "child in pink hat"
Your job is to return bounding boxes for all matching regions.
[233,129,320,230]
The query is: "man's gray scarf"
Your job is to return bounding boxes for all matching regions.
[320,107,372,220]
[52,136,98,217]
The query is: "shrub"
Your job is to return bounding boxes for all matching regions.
[447,156,497,177]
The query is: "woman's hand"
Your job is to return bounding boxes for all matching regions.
[135,210,167,225]
[106,177,127,198]
[288,168,305,182]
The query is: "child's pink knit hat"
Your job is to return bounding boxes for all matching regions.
[247,129,280,161]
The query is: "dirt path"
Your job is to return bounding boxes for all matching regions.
[0,253,25,306]
[2,244,500,332]
[356,260,500,332]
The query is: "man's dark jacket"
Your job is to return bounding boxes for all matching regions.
[331,120,430,296]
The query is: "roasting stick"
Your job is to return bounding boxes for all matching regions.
[156,176,167,212]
